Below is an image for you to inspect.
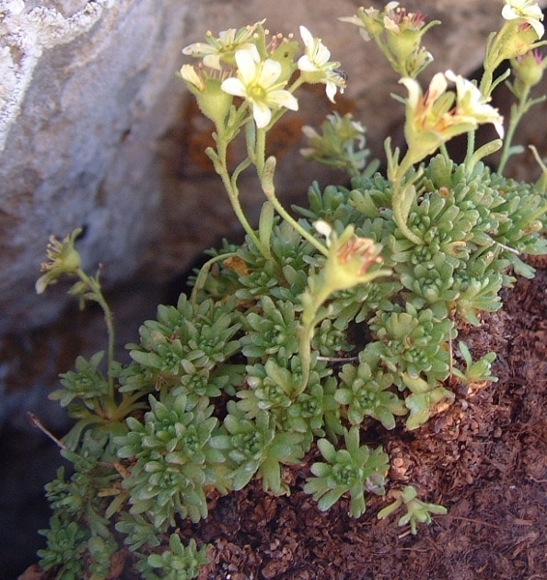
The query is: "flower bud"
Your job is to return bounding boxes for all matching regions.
[500,21,542,60]
[511,49,547,94]
[196,78,233,128]
[385,28,422,66]
[179,65,233,128]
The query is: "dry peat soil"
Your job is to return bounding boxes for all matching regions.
[23,258,547,580]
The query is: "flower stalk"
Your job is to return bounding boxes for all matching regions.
[481,0,546,98]
[36,229,116,399]
[299,222,390,389]
[499,49,547,173]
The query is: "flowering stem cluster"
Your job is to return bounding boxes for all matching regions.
[482,0,546,97]
[36,229,116,398]
[342,0,546,245]
[36,230,148,433]
[499,49,547,173]
[300,112,377,177]
[299,221,390,388]
[180,21,346,260]
[382,67,505,244]
[339,2,439,78]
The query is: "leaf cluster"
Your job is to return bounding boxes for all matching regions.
[37,150,547,578]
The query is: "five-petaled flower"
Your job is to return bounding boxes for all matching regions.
[221,48,298,129]
[297,26,346,102]
[502,0,544,39]
[182,21,264,70]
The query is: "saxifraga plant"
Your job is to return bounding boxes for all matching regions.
[34,2,547,578]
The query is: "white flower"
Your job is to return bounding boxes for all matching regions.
[182,21,264,70]
[298,26,332,73]
[297,26,346,102]
[502,0,544,39]
[221,49,298,128]
[445,71,505,138]
[402,71,504,139]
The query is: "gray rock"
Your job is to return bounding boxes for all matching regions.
[0,0,190,335]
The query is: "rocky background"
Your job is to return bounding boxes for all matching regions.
[1,0,547,577]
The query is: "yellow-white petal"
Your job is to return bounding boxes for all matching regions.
[257,59,282,88]
[234,48,260,85]
[325,80,337,103]
[180,64,205,90]
[252,101,272,128]
[399,77,421,108]
[267,90,299,111]
[299,25,314,47]
[428,72,449,101]
[221,77,247,97]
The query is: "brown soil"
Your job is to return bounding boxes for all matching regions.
[21,259,547,580]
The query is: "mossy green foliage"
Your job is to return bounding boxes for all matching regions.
[37,155,547,578]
